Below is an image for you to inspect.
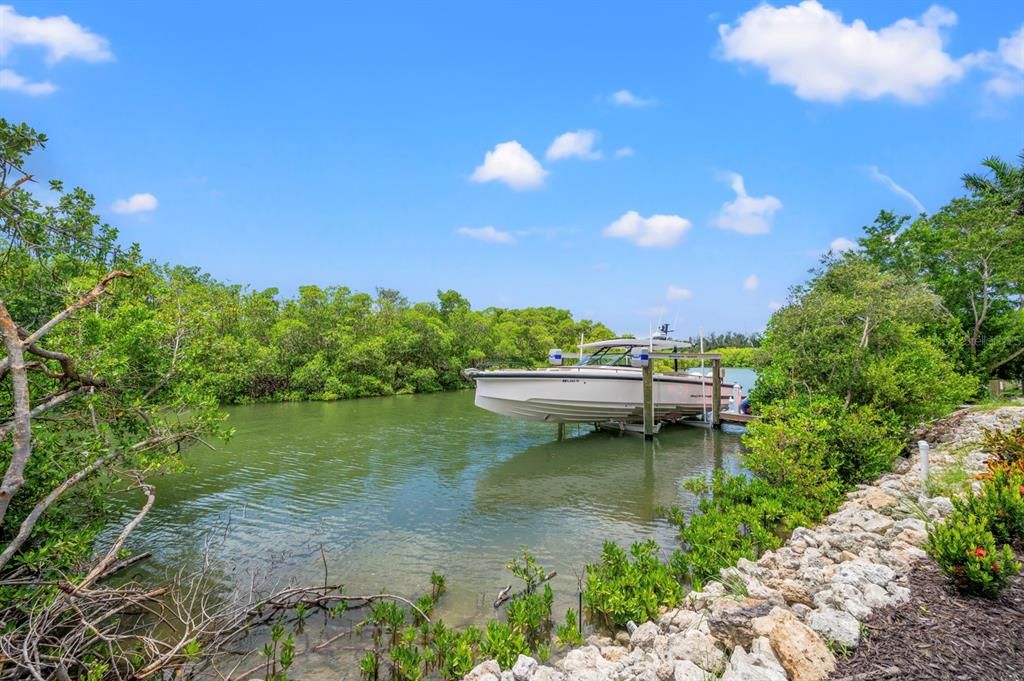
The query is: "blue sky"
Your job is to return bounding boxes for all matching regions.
[2,1,1022,337]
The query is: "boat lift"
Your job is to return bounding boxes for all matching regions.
[555,349,752,440]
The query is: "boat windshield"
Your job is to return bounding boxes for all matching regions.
[576,346,632,367]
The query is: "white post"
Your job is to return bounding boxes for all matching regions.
[918,440,930,500]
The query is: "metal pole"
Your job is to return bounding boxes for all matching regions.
[711,358,722,429]
[643,360,654,441]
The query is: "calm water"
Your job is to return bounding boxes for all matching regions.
[109,369,754,673]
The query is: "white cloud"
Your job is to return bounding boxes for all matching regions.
[977,24,1024,98]
[1000,25,1024,71]
[0,68,56,95]
[829,236,858,252]
[603,210,691,248]
[718,1,967,103]
[111,193,158,214]
[714,173,782,235]
[743,274,760,290]
[456,226,515,244]
[470,141,547,190]
[614,146,635,159]
[611,89,656,107]
[666,285,694,301]
[865,166,925,213]
[768,301,783,311]
[0,5,113,64]
[546,130,602,161]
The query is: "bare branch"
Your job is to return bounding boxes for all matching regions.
[0,450,119,570]
[0,386,90,441]
[0,303,31,527]
[23,270,131,348]
[75,480,155,592]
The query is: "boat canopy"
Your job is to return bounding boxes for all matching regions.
[579,337,692,351]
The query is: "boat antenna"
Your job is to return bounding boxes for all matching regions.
[700,326,708,415]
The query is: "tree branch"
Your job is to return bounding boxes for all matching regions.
[0,303,32,527]
[0,450,119,570]
[75,479,155,592]
[0,386,91,441]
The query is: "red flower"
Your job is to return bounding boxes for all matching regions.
[974,547,988,558]
[1018,485,1024,495]
[992,562,1000,572]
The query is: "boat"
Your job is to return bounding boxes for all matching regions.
[463,334,740,426]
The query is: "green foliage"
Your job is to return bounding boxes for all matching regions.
[964,465,1024,545]
[926,509,1020,597]
[555,608,585,648]
[753,256,977,426]
[480,620,529,670]
[715,346,757,368]
[506,549,548,593]
[983,424,1024,468]
[584,540,682,628]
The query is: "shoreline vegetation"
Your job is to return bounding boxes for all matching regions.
[1,121,1023,681]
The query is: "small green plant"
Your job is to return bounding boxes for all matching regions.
[926,510,1020,597]
[555,608,585,647]
[584,540,682,628]
[430,571,447,601]
[983,424,1024,468]
[966,465,1024,544]
[260,623,295,681]
[506,585,553,646]
[480,620,529,669]
[359,650,379,680]
[506,549,547,593]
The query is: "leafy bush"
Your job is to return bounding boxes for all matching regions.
[926,510,1020,597]
[584,540,682,628]
[506,585,553,646]
[983,424,1024,470]
[555,609,584,648]
[480,620,529,669]
[963,465,1024,545]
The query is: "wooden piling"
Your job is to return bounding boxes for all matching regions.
[557,423,565,440]
[711,358,722,429]
[642,360,654,440]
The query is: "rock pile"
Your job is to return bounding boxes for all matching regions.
[463,407,1023,681]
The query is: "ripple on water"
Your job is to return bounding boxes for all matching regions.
[104,390,746,627]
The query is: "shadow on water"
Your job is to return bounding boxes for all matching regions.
[473,426,745,522]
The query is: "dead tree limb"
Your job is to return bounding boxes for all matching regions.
[0,302,31,526]
[75,480,156,592]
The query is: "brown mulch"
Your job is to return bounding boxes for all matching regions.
[832,558,1024,681]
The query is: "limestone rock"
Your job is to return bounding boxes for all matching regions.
[562,646,615,675]
[630,622,660,650]
[532,666,565,681]
[708,597,772,648]
[501,671,514,681]
[776,579,815,607]
[512,655,538,681]
[752,607,836,681]
[466,660,502,681]
[672,660,705,681]
[860,488,898,510]
[665,629,726,673]
[720,640,788,681]
[806,607,861,649]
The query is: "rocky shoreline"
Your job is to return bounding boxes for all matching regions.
[464,406,1024,681]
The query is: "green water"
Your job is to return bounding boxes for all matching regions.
[109,369,753,673]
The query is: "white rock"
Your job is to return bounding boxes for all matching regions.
[533,666,566,681]
[630,622,660,650]
[672,660,705,681]
[513,655,538,681]
[665,630,725,672]
[807,607,861,649]
[466,660,502,681]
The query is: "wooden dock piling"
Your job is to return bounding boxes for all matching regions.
[642,360,654,440]
[711,357,722,429]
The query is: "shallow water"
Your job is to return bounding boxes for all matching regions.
[108,369,754,674]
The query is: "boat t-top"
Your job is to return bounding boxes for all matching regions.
[463,329,739,428]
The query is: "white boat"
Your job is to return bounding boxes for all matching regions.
[464,337,739,425]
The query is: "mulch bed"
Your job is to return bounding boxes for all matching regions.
[832,557,1024,681]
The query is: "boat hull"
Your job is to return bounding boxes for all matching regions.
[468,367,737,424]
